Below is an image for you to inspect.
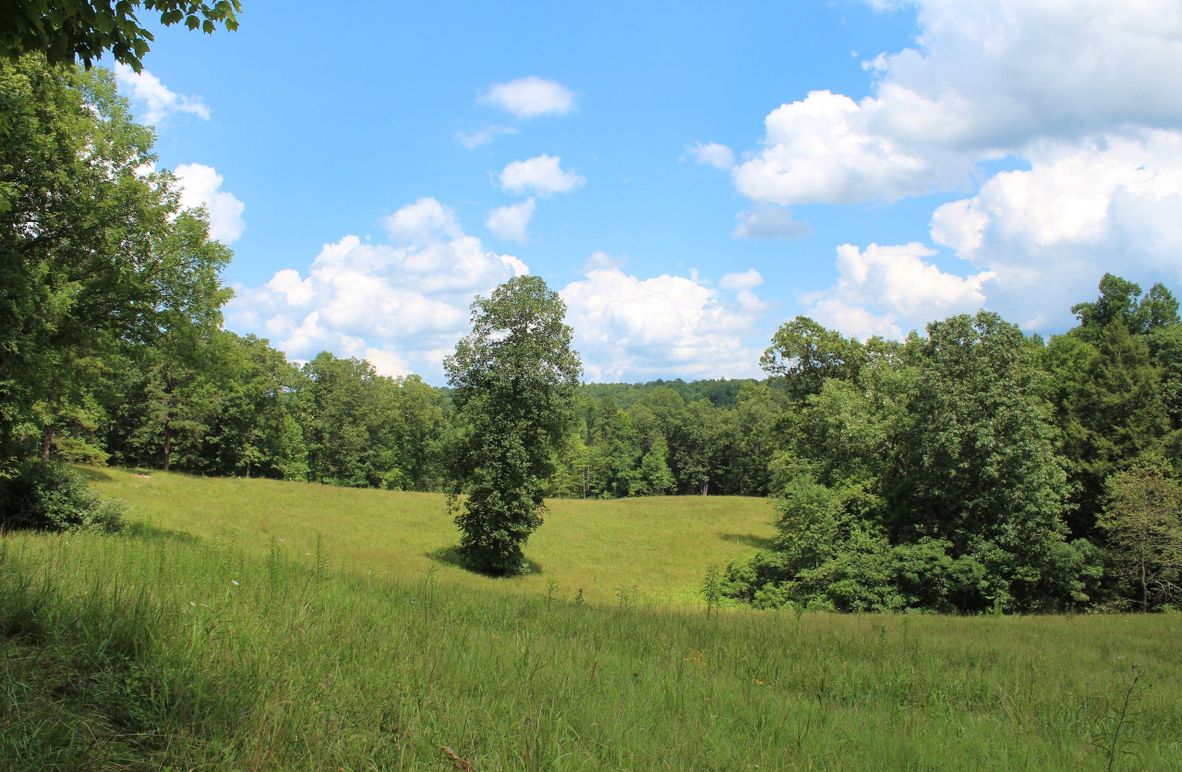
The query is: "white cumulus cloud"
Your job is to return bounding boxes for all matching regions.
[804,242,994,339]
[498,154,585,196]
[732,90,969,206]
[227,198,529,380]
[560,266,766,382]
[929,130,1182,328]
[711,0,1182,335]
[383,197,461,242]
[719,0,1182,209]
[480,76,576,119]
[114,63,210,124]
[173,163,245,243]
[486,198,536,242]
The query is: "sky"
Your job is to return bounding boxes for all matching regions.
[111,0,1182,384]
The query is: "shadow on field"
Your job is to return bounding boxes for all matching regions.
[719,532,771,549]
[425,546,544,576]
[122,522,199,545]
[75,467,113,482]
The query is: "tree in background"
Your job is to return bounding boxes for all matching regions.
[445,276,581,575]
[760,316,865,400]
[727,311,1095,613]
[0,56,228,471]
[1046,275,1178,537]
[1099,459,1182,611]
[0,0,240,71]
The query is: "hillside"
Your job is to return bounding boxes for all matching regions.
[3,471,1182,767]
[85,466,778,606]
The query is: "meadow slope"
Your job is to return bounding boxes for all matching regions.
[2,469,1180,769]
[85,466,777,606]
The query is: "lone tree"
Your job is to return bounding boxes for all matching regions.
[445,275,581,575]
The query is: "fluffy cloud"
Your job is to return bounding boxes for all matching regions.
[804,242,994,338]
[686,142,735,170]
[733,90,969,206]
[723,1,1182,208]
[866,0,1182,152]
[383,197,460,242]
[713,0,1182,335]
[498,154,584,196]
[173,163,245,243]
[732,205,811,240]
[930,130,1182,327]
[485,198,536,242]
[230,217,768,382]
[560,266,766,382]
[480,76,576,118]
[227,198,528,379]
[114,63,210,124]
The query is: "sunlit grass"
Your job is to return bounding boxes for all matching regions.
[3,469,1181,768]
[83,466,777,606]
[2,530,1180,769]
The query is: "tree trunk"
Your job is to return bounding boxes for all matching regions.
[162,373,175,472]
[1142,560,1148,613]
[163,418,172,472]
[40,425,54,462]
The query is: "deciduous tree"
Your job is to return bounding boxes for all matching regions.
[445,276,581,575]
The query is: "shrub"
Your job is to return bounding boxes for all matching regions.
[0,462,124,533]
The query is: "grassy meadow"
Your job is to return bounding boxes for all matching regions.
[2,469,1181,769]
[83,466,778,607]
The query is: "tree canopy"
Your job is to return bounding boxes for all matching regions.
[444,275,582,575]
[0,0,240,71]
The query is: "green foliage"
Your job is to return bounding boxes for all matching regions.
[0,55,231,473]
[760,316,866,398]
[1048,275,1177,537]
[0,0,241,71]
[892,312,1081,610]
[1098,459,1182,611]
[0,461,122,532]
[445,276,581,575]
[731,311,1097,613]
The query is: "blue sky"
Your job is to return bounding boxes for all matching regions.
[114,1,1182,383]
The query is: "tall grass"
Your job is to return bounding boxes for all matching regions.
[3,528,1181,769]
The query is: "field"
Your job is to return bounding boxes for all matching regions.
[83,467,778,607]
[2,469,1181,769]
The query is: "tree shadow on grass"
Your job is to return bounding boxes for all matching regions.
[425,546,544,577]
[121,521,199,545]
[719,532,772,549]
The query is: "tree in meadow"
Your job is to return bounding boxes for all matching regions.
[445,276,581,575]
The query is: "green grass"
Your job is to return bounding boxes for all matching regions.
[83,466,778,606]
[2,469,1181,769]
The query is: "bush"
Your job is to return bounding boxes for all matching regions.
[0,462,124,533]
